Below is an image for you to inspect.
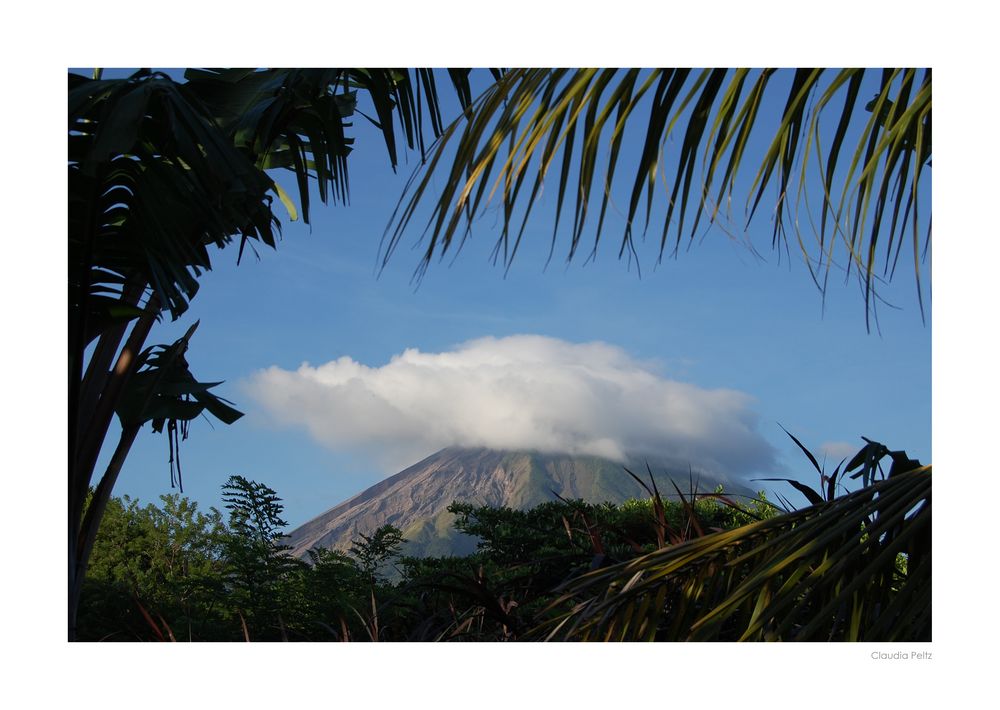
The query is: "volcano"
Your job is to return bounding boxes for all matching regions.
[282,447,755,559]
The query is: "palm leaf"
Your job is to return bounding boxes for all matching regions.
[530,466,930,641]
[385,68,931,326]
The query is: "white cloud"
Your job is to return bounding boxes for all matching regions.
[243,335,776,477]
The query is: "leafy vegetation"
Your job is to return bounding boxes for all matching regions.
[79,492,230,641]
[78,438,928,642]
[68,68,479,638]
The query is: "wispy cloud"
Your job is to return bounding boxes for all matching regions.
[243,335,776,477]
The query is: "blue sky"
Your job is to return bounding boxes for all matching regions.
[89,68,932,530]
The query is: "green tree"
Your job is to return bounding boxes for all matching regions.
[346,524,407,640]
[302,547,368,640]
[78,491,229,640]
[349,524,406,583]
[221,475,305,640]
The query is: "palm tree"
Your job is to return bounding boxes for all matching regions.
[68,67,930,641]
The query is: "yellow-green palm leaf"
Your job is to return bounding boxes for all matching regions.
[530,466,930,641]
[385,69,931,327]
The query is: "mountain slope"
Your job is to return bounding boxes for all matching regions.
[282,447,755,559]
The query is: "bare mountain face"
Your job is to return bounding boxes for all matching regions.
[282,447,755,559]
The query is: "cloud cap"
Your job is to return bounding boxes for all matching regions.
[244,335,776,477]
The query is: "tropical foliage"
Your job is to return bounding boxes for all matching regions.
[78,475,765,641]
[383,69,931,330]
[68,68,478,638]
[386,69,931,322]
[535,468,929,641]
[78,491,230,641]
[78,438,928,642]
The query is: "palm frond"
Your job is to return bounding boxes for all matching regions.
[530,466,930,641]
[384,68,931,324]
[71,68,468,329]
